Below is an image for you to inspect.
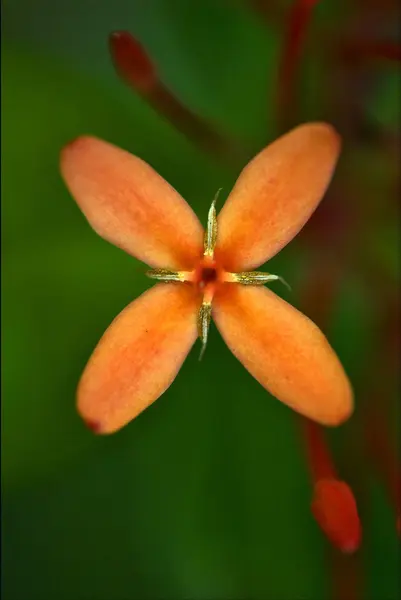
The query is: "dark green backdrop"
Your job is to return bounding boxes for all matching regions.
[2,1,400,599]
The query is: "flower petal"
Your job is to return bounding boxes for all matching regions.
[60,136,204,269]
[78,283,198,434]
[215,123,341,271]
[212,285,353,425]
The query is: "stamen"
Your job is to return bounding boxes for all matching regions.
[203,190,221,257]
[146,268,190,282]
[197,301,212,361]
[228,271,291,290]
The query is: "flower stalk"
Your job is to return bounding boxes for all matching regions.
[109,31,245,166]
[302,418,362,554]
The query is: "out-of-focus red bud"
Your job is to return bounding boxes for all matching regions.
[311,478,361,553]
[109,31,156,93]
[108,31,244,166]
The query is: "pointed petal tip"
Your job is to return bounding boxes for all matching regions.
[60,135,97,172]
[298,121,341,143]
[82,417,106,435]
[78,394,119,435]
[321,390,354,428]
[80,411,120,435]
[312,478,361,553]
[61,134,91,153]
[307,121,342,159]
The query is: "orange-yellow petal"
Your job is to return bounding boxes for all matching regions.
[60,136,204,269]
[212,285,353,425]
[215,123,341,271]
[78,283,198,434]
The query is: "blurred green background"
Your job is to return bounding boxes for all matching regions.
[2,1,400,598]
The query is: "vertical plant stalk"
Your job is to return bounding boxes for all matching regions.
[303,418,337,481]
[276,0,320,128]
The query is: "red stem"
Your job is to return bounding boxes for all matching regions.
[341,40,401,63]
[302,418,337,482]
[277,0,320,126]
[109,31,245,165]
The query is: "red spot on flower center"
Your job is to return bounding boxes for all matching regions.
[201,267,217,285]
[194,257,223,294]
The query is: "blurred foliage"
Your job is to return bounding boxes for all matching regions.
[2,1,400,599]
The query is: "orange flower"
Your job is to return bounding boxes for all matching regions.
[60,122,353,434]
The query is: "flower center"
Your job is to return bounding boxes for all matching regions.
[201,267,217,285]
[192,252,227,297]
[195,257,221,292]
[145,194,289,360]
